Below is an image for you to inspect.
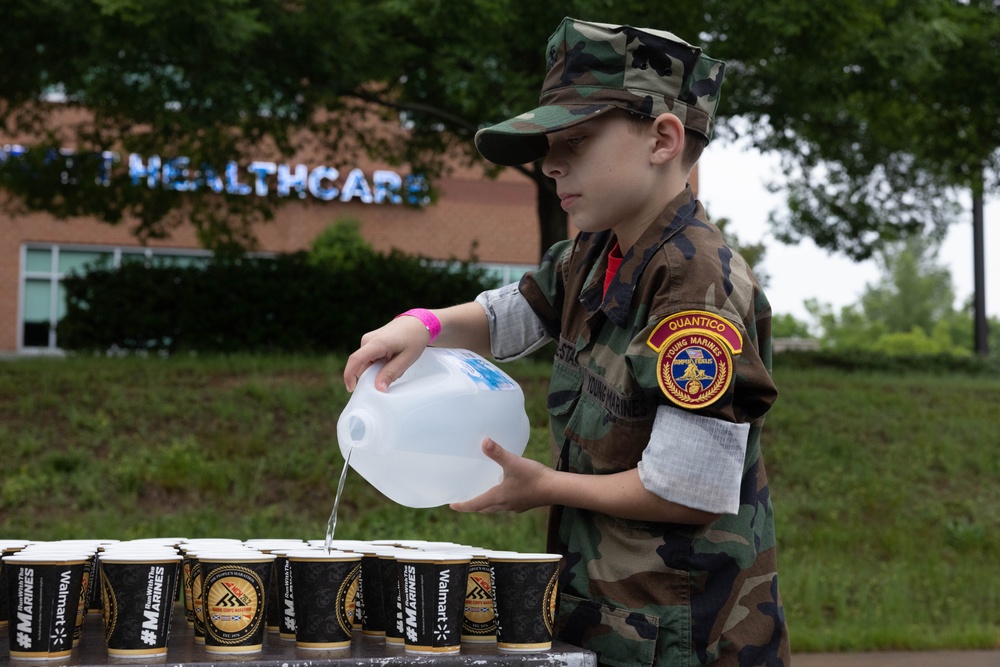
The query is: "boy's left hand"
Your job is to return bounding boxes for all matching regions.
[449,438,551,514]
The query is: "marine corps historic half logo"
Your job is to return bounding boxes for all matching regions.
[646,310,743,409]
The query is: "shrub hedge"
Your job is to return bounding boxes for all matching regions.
[57,251,500,353]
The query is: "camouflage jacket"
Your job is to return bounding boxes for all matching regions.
[518,187,790,667]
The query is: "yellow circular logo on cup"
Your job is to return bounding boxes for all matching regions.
[342,564,360,632]
[204,567,265,643]
[543,569,558,635]
[462,559,495,641]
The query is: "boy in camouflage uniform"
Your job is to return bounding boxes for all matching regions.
[344,17,790,667]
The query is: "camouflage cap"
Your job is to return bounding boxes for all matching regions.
[475,18,726,166]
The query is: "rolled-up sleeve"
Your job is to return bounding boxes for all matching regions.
[637,405,750,515]
[475,283,552,361]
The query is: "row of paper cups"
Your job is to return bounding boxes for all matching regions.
[1,537,562,658]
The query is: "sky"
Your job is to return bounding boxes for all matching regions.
[697,138,1000,325]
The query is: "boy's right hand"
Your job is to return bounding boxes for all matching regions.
[343,316,430,393]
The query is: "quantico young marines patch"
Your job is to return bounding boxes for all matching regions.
[646,310,743,409]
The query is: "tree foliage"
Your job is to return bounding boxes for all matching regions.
[805,236,999,356]
[2,0,997,264]
[1,0,398,250]
[307,216,378,272]
[725,0,1000,259]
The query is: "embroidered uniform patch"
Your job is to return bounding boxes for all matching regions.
[646,310,743,409]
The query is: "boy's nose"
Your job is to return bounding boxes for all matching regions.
[541,149,565,178]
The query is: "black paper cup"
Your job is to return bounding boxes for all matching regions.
[180,539,243,642]
[198,550,275,654]
[377,549,408,646]
[419,544,497,644]
[0,541,31,629]
[271,549,297,641]
[396,552,471,655]
[98,552,182,657]
[44,539,108,645]
[461,550,497,643]
[87,541,121,615]
[242,540,304,634]
[179,549,215,644]
[2,552,90,660]
[287,550,361,650]
[356,547,396,638]
[488,552,561,652]
[304,540,372,632]
[180,552,197,628]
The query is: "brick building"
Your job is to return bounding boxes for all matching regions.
[3,122,699,354]
[2,146,544,353]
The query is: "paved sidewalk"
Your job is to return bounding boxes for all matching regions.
[793,649,1000,666]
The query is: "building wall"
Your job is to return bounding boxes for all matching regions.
[1,161,541,352]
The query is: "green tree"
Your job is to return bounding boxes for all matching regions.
[727,0,999,354]
[807,236,977,355]
[308,217,377,272]
[860,236,958,336]
[0,0,398,251]
[771,312,813,339]
[0,1,810,255]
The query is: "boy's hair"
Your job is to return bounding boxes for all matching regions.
[476,18,725,166]
[622,111,708,173]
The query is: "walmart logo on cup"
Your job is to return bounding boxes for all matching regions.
[434,569,453,642]
[50,569,74,646]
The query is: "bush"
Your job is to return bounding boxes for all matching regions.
[57,251,499,353]
[773,349,1000,376]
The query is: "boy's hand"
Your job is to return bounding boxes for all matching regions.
[343,316,430,392]
[453,439,723,525]
[450,439,552,514]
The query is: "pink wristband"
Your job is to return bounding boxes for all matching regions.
[395,308,441,343]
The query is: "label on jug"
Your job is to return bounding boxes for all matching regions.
[446,350,517,391]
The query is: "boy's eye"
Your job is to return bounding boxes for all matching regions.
[566,135,584,148]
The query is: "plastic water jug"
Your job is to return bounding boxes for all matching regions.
[337,347,531,508]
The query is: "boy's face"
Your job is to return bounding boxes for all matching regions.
[541,111,669,244]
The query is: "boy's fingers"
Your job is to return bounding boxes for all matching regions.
[374,347,422,391]
[481,438,506,462]
[343,347,386,391]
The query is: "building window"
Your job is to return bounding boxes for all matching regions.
[19,244,211,352]
[18,244,534,353]
[479,263,536,286]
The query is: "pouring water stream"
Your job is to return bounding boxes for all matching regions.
[323,446,352,553]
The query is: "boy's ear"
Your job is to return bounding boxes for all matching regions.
[650,113,685,165]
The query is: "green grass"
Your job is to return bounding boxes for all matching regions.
[765,365,1000,651]
[0,353,997,652]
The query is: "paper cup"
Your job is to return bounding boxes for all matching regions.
[489,552,561,652]
[460,549,497,643]
[0,541,31,629]
[378,549,407,646]
[2,553,90,659]
[396,552,471,655]
[287,550,361,650]
[98,553,182,657]
[198,550,275,654]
